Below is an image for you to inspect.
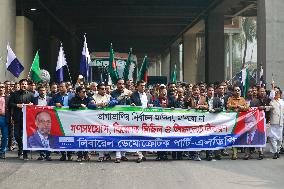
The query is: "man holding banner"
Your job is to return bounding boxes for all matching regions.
[49,82,74,161]
[130,80,153,163]
[92,83,118,162]
[227,85,249,160]
[9,79,35,160]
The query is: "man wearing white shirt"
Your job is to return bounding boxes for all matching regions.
[130,80,153,163]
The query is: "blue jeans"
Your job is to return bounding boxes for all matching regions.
[0,116,8,153]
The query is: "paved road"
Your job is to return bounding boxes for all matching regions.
[0,151,283,189]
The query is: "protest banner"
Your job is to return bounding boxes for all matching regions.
[23,106,265,151]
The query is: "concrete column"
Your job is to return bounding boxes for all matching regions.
[0,0,16,81]
[206,12,225,83]
[155,55,162,76]
[183,20,206,84]
[15,16,34,79]
[257,0,284,89]
[170,44,179,81]
[161,50,170,81]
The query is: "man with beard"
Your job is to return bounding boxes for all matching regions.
[50,82,75,161]
[130,80,153,163]
[110,79,131,163]
[34,86,52,161]
[92,83,118,162]
[69,86,95,162]
[185,85,208,161]
[227,85,249,160]
[9,79,35,160]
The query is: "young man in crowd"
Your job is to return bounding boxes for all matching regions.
[205,86,223,161]
[0,83,9,159]
[110,79,131,163]
[227,85,249,160]
[9,79,35,160]
[130,80,153,163]
[91,83,118,162]
[49,82,75,161]
[69,86,95,162]
[47,83,58,98]
[186,85,208,161]
[35,86,52,161]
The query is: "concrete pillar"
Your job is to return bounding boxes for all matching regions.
[206,12,225,83]
[257,0,284,89]
[161,50,170,81]
[15,16,34,79]
[170,44,179,81]
[0,0,16,81]
[183,20,206,84]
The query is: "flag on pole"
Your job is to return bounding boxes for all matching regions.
[30,51,42,82]
[138,55,148,82]
[79,34,91,80]
[108,43,119,84]
[123,48,132,81]
[56,43,67,83]
[6,44,24,77]
[171,64,177,83]
[259,65,265,87]
[241,66,249,98]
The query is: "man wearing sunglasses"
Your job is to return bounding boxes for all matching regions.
[91,83,118,162]
[227,85,249,160]
[69,86,95,162]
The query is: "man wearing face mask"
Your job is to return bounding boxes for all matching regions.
[9,79,35,160]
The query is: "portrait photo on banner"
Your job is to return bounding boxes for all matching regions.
[233,109,266,146]
[26,106,63,149]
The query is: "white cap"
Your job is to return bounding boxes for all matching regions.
[160,84,166,88]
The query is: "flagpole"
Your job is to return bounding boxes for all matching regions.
[66,64,73,84]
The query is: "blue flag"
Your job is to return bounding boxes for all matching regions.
[6,44,24,77]
[79,35,91,80]
[56,43,67,83]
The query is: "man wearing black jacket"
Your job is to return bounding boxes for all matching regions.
[9,79,35,160]
[205,86,223,161]
[69,86,95,162]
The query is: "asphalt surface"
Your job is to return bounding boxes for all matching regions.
[0,150,284,189]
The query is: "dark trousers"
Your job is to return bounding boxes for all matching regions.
[8,123,14,149]
[77,151,88,158]
[61,151,72,157]
[172,151,183,160]
[39,150,51,157]
[14,122,28,156]
[157,151,167,159]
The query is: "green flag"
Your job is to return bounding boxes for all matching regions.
[138,55,148,82]
[30,51,41,82]
[123,48,132,81]
[108,43,119,84]
[171,64,177,83]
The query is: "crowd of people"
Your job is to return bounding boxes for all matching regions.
[0,76,284,163]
